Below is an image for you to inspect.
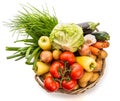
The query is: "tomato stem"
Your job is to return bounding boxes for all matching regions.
[54,61,72,88]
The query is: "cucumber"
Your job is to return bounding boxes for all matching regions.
[91,31,110,41]
[77,22,100,34]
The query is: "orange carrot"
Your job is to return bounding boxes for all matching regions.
[92,42,104,49]
[93,41,110,49]
[103,41,110,48]
[89,46,100,56]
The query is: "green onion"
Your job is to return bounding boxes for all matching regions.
[15,55,25,61]
[7,4,58,42]
[14,39,36,43]
[32,50,41,71]
[6,4,58,68]
[7,53,23,59]
[26,47,40,64]
[6,47,20,51]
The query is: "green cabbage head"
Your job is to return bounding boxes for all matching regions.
[49,23,84,52]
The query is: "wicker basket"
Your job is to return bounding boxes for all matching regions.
[35,59,106,95]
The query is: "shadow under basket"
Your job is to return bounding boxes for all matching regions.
[35,60,106,95]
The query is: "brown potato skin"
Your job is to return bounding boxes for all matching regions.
[78,72,93,87]
[90,73,99,83]
[98,50,108,59]
[93,58,103,72]
[52,50,62,60]
[89,54,97,60]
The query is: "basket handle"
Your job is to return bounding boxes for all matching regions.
[35,75,44,89]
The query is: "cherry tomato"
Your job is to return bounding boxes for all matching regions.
[60,51,76,65]
[70,63,84,79]
[50,61,64,78]
[44,76,60,92]
[62,79,77,91]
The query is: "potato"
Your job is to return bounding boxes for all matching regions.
[98,50,108,59]
[89,53,97,60]
[52,50,62,60]
[73,83,79,90]
[89,73,99,83]
[93,58,103,72]
[43,72,52,79]
[79,82,88,88]
[78,72,93,87]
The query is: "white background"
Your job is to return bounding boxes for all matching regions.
[0,0,119,101]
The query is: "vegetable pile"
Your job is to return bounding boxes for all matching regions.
[6,5,110,93]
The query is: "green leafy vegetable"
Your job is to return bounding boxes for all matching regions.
[6,4,58,69]
[50,23,84,52]
[7,4,58,42]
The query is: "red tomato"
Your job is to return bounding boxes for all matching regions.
[70,63,84,79]
[62,79,77,91]
[60,51,76,65]
[44,76,60,92]
[50,61,64,78]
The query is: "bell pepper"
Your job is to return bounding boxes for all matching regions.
[76,56,96,72]
[35,61,50,75]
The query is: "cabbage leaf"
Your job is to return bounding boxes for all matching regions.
[50,23,84,52]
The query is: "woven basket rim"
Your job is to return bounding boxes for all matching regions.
[35,59,106,95]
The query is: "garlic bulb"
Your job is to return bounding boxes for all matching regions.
[84,34,97,45]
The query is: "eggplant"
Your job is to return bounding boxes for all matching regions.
[77,22,100,34]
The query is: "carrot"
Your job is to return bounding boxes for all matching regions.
[103,41,110,48]
[92,41,110,49]
[89,46,100,56]
[92,41,104,49]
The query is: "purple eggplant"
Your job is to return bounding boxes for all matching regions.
[77,22,100,34]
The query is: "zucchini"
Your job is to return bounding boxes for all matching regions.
[91,31,110,41]
[77,22,100,34]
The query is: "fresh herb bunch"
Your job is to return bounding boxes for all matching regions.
[8,5,58,41]
[6,5,58,69]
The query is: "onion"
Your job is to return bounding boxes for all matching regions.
[40,51,53,63]
[79,44,91,56]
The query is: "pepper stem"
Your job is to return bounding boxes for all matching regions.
[90,63,95,70]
